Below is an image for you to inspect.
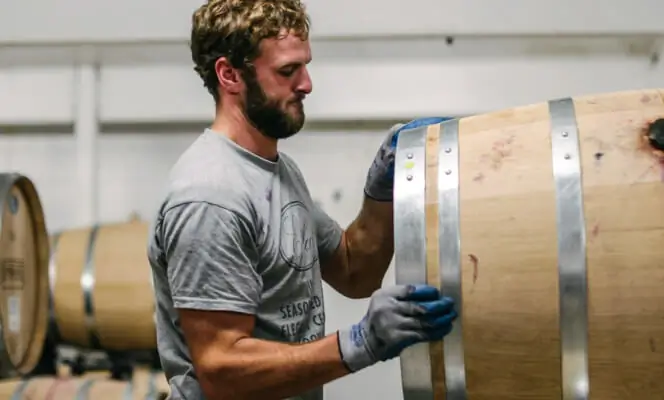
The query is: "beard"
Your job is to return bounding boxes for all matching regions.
[241,72,305,140]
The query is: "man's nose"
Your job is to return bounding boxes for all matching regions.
[297,67,313,94]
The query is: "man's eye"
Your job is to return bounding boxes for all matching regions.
[279,67,297,77]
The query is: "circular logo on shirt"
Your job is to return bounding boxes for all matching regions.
[280,201,318,272]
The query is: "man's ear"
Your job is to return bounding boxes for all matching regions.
[215,57,243,95]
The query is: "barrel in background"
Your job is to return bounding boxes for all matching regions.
[49,220,156,352]
[0,173,51,378]
[393,88,664,399]
[0,367,168,399]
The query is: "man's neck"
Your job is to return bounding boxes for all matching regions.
[210,107,279,162]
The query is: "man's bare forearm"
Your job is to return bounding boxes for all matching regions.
[343,196,395,296]
[198,332,349,400]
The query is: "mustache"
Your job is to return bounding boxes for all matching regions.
[291,93,306,103]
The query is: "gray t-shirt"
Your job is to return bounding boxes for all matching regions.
[147,129,344,400]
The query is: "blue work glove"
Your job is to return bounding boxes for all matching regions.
[337,284,457,373]
[364,117,452,202]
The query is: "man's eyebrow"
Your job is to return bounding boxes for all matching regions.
[277,57,312,69]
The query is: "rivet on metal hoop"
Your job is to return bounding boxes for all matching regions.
[445,169,452,175]
[407,153,414,159]
[406,175,413,181]
[562,132,569,138]
[564,154,571,160]
[445,148,452,153]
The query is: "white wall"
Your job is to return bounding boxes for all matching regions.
[4,36,664,123]
[3,0,664,398]
[3,0,664,43]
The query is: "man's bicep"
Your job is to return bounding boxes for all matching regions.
[162,202,263,314]
[311,203,354,294]
[311,202,343,263]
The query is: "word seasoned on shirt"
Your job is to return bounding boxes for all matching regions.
[279,295,322,320]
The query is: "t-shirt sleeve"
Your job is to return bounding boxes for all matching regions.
[160,201,262,314]
[310,202,343,262]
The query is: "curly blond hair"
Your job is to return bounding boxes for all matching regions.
[190,0,311,103]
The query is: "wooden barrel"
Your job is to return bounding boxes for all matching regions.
[0,368,169,399]
[393,88,664,399]
[132,367,170,399]
[49,220,157,351]
[0,173,50,378]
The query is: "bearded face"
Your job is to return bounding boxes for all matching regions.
[241,69,306,140]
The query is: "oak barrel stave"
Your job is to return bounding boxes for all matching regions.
[0,173,50,378]
[50,220,157,351]
[0,368,169,399]
[394,89,664,399]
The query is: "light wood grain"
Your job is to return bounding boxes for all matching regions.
[413,89,664,398]
[51,220,157,351]
[0,369,169,399]
[0,176,50,376]
[425,123,447,399]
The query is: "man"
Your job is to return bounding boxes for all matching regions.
[146,0,458,399]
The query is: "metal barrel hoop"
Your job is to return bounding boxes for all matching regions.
[548,97,590,400]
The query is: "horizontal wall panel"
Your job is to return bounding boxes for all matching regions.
[1,0,664,44]
[98,56,662,122]
[96,133,199,224]
[0,36,659,68]
[0,135,79,233]
[98,65,214,123]
[305,0,664,37]
[0,67,76,125]
[310,57,659,118]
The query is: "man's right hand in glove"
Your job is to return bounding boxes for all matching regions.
[177,281,456,399]
[338,284,457,372]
